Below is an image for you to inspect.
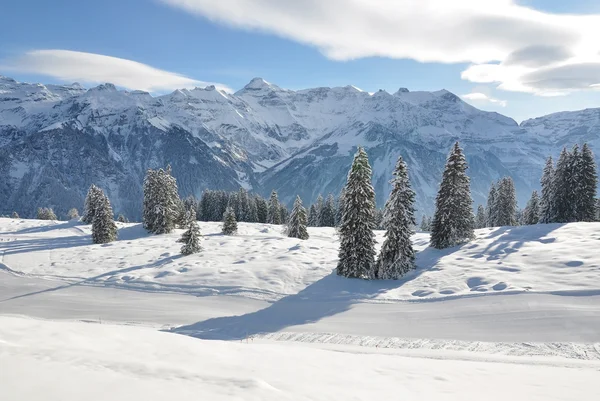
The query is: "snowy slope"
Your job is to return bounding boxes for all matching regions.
[2,316,599,401]
[3,75,597,219]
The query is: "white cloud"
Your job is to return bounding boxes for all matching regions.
[159,0,600,95]
[462,92,507,107]
[0,50,231,92]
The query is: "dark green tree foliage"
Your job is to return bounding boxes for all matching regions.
[485,183,497,227]
[308,204,318,227]
[337,147,376,279]
[178,220,202,255]
[247,198,259,223]
[117,214,129,223]
[539,156,556,224]
[11,211,19,219]
[278,203,289,224]
[222,206,238,235]
[375,157,416,279]
[576,143,597,221]
[313,194,324,227]
[268,190,282,224]
[319,194,336,227]
[495,177,517,226]
[82,184,103,224]
[92,190,117,244]
[430,142,474,249]
[554,148,577,223]
[523,190,540,225]
[475,205,486,229]
[143,166,180,234]
[287,196,309,240]
[335,188,346,227]
[255,196,268,223]
[373,209,384,230]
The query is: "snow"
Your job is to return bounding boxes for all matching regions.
[1,217,600,399]
[1,316,599,401]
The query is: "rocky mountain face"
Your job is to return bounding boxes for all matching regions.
[0,75,597,219]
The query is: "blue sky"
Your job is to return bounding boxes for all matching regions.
[2,0,600,122]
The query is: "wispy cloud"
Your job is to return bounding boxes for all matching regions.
[159,0,600,95]
[462,92,507,107]
[0,49,231,92]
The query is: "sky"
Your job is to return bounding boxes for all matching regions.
[2,0,600,122]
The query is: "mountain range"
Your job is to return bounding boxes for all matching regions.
[1,75,599,220]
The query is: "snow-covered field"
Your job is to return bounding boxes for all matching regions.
[1,217,600,400]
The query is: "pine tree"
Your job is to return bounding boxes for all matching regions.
[576,143,597,221]
[337,147,376,279]
[308,204,318,226]
[178,220,202,255]
[335,188,346,227]
[82,184,102,224]
[267,190,282,224]
[373,209,384,230]
[287,196,309,240]
[596,198,600,221]
[495,177,517,226]
[37,207,57,220]
[222,206,238,235]
[475,205,486,229]
[313,194,324,227]
[539,156,556,223]
[523,190,540,225]
[117,214,128,223]
[375,156,416,279]
[247,198,258,223]
[319,194,336,227]
[67,208,79,220]
[11,211,19,219]
[92,191,118,244]
[430,142,474,249]
[256,196,268,223]
[554,148,576,223]
[279,203,289,224]
[420,215,429,232]
[485,183,498,227]
[143,166,180,234]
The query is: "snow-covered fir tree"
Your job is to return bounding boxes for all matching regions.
[313,194,324,227]
[375,156,416,279]
[267,190,282,224]
[523,190,540,225]
[430,142,475,249]
[255,196,268,223]
[286,196,309,240]
[419,215,429,232]
[143,166,180,234]
[337,147,377,279]
[485,183,498,227]
[247,198,258,223]
[11,211,19,219]
[67,208,79,220]
[237,188,249,222]
[539,156,556,224]
[319,194,336,227]
[576,143,597,222]
[596,198,600,221]
[278,203,289,224]
[373,209,384,230]
[475,205,486,229]
[335,188,346,227]
[495,177,517,226]
[308,204,318,227]
[178,220,202,255]
[82,184,103,224]
[117,214,128,223]
[37,207,57,220]
[91,191,117,244]
[222,206,238,235]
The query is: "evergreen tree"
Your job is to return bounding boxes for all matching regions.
[256,196,268,223]
[143,166,180,234]
[495,177,517,226]
[247,198,259,223]
[373,209,384,230]
[308,204,318,227]
[576,143,597,221]
[419,215,429,232]
[82,184,102,224]
[485,183,498,227]
[314,194,324,227]
[319,194,336,227]
[237,188,249,222]
[178,220,202,255]
[37,207,57,220]
[539,156,556,224]
[267,190,282,224]
[222,206,238,235]
[375,156,416,279]
[92,191,117,244]
[286,196,309,240]
[117,214,128,223]
[11,211,19,219]
[335,188,346,227]
[337,147,377,279]
[523,190,540,225]
[430,142,474,249]
[475,205,486,229]
[279,203,289,224]
[67,208,79,220]
[596,198,600,221]
[554,148,576,223]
